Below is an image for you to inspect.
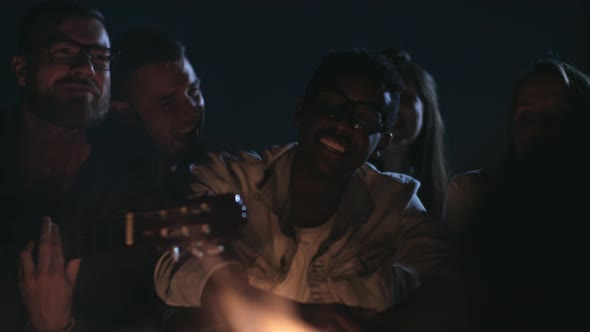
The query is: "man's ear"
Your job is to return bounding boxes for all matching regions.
[294,96,305,127]
[12,56,27,88]
[371,131,394,160]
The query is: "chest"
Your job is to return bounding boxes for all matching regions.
[290,190,342,228]
[240,196,394,278]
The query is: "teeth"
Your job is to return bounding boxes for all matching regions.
[319,137,347,153]
[178,127,196,135]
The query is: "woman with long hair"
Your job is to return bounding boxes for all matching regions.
[443,58,590,331]
[374,49,449,221]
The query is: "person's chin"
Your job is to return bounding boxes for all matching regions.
[312,158,356,178]
[171,141,202,163]
[57,92,97,106]
[53,111,103,129]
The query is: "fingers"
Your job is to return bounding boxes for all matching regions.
[19,241,35,281]
[65,258,81,287]
[50,223,65,276]
[189,242,224,258]
[37,217,53,275]
[164,237,225,259]
[36,217,68,276]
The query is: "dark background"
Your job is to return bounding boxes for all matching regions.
[2,0,589,174]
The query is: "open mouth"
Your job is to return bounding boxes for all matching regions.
[318,135,348,154]
[173,127,198,143]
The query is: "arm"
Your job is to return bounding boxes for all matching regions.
[154,150,258,307]
[156,246,372,331]
[202,263,372,332]
[382,196,469,332]
[372,272,468,332]
[153,248,242,307]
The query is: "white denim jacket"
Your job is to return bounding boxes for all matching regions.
[154,143,452,311]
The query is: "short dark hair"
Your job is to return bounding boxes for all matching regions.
[305,49,404,129]
[111,27,187,99]
[17,0,105,56]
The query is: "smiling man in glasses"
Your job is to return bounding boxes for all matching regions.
[13,4,112,131]
[0,1,119,331]
[155,50,465,331]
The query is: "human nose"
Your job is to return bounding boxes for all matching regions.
[180,95,205,125]
[70,51,96,79]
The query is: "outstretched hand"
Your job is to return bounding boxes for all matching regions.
[18,217,80,332]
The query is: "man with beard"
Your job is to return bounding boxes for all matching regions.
[154,50,466,331]
[0,1,134,331]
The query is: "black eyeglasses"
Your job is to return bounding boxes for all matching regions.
[305,93,386,134]
[46,39,117,71]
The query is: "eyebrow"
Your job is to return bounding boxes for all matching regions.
[317,87,382,109]
[50,34,111,50]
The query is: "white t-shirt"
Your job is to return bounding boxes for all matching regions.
[272,219,333,302]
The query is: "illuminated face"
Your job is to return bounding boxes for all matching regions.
[391,84,424,147]
[129,56,204,160]
[512,70,576,158]
[297,74,392,177]
[20,16,111,128]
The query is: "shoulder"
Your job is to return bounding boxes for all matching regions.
[357,163,425,214]
[359,162,421,195]
[443,168,497,222]
[197,143,296,170]
[447,168,496,197]
[190,143,297,195]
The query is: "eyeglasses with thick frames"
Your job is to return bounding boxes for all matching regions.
[305,91,388,134]
[46,39,117,71]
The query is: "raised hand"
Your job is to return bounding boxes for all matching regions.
[18,217,80,332]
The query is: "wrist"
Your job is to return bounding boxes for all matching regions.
[26,317,76,332]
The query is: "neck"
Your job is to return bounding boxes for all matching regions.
[291,151,351,195]
[380,143,412,174]
[21,103,88,142]
[18,106,91,183]
[289,151,351,227]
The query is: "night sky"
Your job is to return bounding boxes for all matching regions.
[2,0,589,174]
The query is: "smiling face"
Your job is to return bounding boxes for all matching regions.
[296,73,393,177]
[17,16,111,128]
[391,83,424,147]
[127,56,204,160]
[511,69,577,159]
